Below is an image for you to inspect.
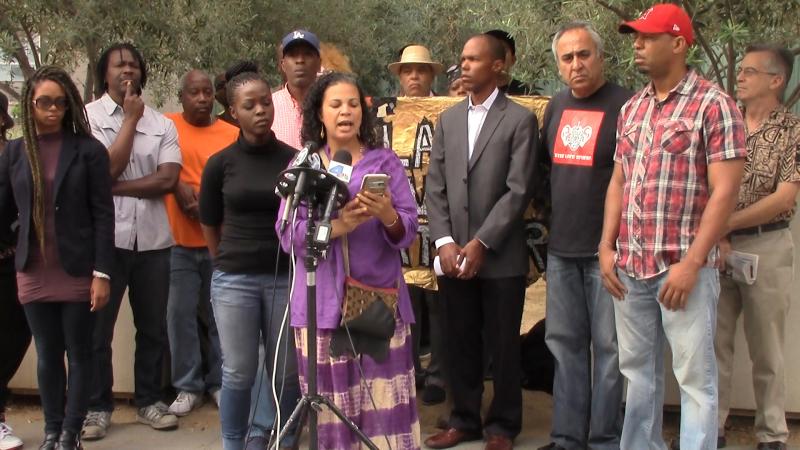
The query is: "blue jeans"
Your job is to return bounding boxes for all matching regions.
[167,246,221,393]
[211,270,300,450]
[248,342,277,439]
[615,267,720,450]
[545,254,623,450]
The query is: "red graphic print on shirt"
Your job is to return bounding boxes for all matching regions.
[553,109,605,167]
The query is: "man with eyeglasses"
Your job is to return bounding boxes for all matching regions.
[715,44,800,450]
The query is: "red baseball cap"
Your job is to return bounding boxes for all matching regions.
[619,3,694,46]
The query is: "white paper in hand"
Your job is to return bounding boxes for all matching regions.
[726,251,759,285]
[433,256,467,277]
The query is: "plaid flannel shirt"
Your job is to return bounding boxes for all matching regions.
[614,69,746,279]
[271,85,303,150]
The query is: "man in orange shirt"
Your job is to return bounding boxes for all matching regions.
[164,70,238,417]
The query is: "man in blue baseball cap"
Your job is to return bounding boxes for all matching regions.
[272,29,322,149]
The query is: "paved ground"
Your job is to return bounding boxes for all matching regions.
[4,392,799,449]
[6,281,799,449]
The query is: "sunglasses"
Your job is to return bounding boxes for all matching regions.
[33,96,68,111]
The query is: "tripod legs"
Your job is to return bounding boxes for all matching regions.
[271,394,379,450]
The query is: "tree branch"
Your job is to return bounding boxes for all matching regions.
[594,0,632,21]
[19,14,42,69]
[0,81,21,101]
[724,0,737,95]
[20,17,41,69]
[680,0,725,88]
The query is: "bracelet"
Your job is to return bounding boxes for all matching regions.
[384,213,400,228]
[93,270,111,280]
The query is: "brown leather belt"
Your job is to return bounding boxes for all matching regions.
[730,220,789,236]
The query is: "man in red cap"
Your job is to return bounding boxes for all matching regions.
[598,4,747,450]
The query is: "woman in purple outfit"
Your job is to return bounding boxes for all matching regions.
[277,72,420,449]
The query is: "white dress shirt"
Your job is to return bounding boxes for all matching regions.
[86,93,182,251]
[435,88,500,250]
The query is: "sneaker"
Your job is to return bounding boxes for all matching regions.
[0,422,23,450]
[210,389,221,408]
[168,391,204,416]
[421,384,446,406]
[137,402,178,430]
[81,410,111,441]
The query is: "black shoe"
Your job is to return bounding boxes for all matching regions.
[38,432,59,450]
[421,384,446,406]
[56,430,82,450]
[757,442,787,450]
[537,443,566,450]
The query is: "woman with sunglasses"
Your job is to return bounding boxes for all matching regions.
[0,66,114,450]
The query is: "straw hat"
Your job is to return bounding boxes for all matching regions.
[388,45,444,75]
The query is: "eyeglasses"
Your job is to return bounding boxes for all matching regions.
[32,96,68,111]
[736,67,778,77]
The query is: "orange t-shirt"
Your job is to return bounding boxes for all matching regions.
[164,113,238,247]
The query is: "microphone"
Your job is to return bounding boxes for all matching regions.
[279,141,318,232]
[314,150,353,245]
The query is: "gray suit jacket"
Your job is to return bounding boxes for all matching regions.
[426,92,538,279]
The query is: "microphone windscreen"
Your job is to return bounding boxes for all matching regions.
[332,150,353,165]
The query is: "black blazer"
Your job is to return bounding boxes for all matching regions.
[0,133,114,276]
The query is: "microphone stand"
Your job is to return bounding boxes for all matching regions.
[272,179,377,450]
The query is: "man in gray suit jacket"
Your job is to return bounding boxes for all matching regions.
[424,34,538,450]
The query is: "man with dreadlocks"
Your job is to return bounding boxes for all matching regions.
[0,65,115,450]
[83,43,182,440]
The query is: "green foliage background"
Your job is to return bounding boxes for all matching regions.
[2,0,799,106]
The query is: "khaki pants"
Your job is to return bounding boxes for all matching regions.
[716,228,794,443]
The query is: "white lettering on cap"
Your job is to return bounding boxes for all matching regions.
[293,31,305,39]
[673,24,680,32]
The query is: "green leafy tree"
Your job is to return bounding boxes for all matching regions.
[2,0,798,107]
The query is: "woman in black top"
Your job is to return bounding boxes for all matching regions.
[0,91,30,450]
[0,66,114,450]
[199,71,299,450]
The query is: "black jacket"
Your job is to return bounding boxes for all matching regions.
[0,133,114,276]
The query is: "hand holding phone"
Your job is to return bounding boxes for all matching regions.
[360,173,390,195]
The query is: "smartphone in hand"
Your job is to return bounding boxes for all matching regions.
[360,174,390,195]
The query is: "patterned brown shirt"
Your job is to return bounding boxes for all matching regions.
[736,106,800,222]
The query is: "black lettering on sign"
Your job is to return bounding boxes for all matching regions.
[413,117,434,169]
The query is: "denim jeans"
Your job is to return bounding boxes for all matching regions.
[615,267,720,450]
[211,270,300,450]
[167,246,221,394]
[249,343,277,440]
[89,247,171,411]
[24,301,95,435]
[545,254,623,450]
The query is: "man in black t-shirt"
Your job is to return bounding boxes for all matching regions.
[537,22,632,450]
